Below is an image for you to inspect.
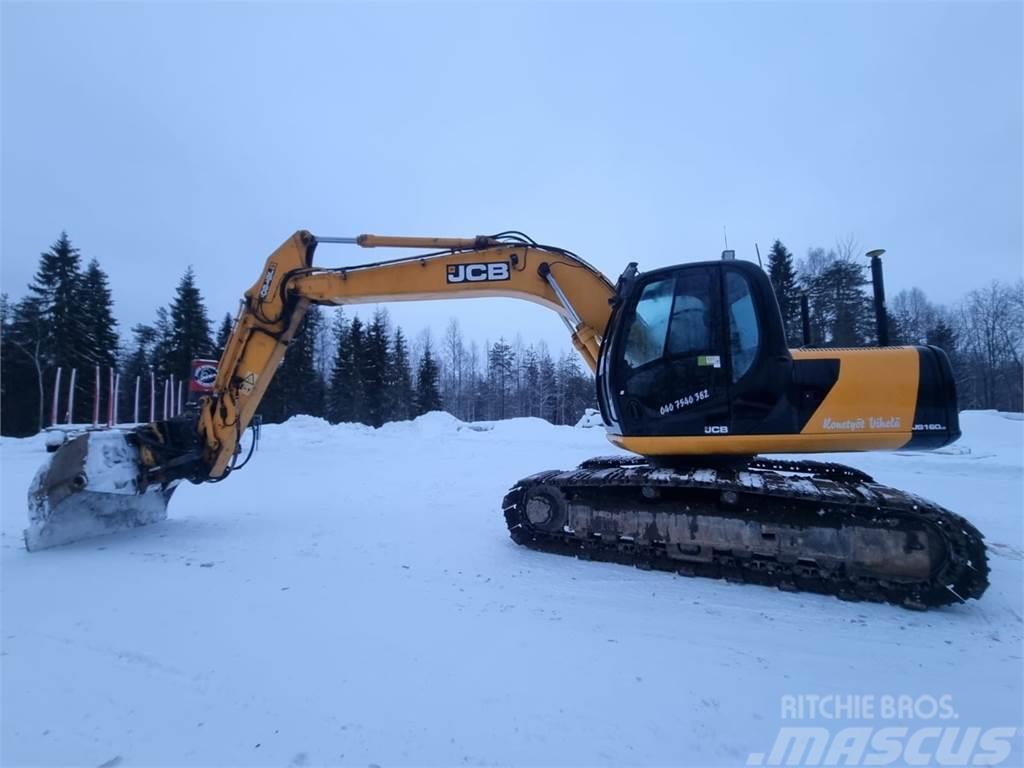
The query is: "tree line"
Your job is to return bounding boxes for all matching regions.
[0,233,597,436]
[765,238,1023,412]
[2,233,1021,437]
[254,308,595,428]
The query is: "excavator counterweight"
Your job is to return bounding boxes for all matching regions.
[26,230,989,608]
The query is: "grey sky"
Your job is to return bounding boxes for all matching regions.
[2,1,1021,353]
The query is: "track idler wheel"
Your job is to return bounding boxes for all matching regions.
[522,487,567,533]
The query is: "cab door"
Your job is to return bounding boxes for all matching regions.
[598,260,793,440]
[609,265,731,437]
[722,265,796,435]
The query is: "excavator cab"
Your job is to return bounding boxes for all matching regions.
[598,258,962,457]
[597,260,793,441]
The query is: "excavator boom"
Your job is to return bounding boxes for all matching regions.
[199,231,613,479]
[27,231,614,545]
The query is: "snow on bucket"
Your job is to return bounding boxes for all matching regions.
[25,430,177,551]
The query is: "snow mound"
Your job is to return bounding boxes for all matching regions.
[378,410,466,437]
[955,410,1024,466]
[261,415,374,448]
[263,411,592,445]
[575,408,603,428]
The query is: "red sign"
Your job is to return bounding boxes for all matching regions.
[190,359,219,393]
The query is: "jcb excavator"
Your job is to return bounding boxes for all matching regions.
[27,231,989,609]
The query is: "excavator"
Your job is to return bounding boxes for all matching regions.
[27,231,989,609]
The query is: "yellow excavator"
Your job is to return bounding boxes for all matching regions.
[27,231,988,609]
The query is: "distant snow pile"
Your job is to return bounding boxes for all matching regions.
[575,408,603,428]
[378,410,468,437]
[263,414,373,448]
[271,411,580,442]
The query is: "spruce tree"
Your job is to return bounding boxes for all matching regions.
[28,233,94,420]
[122,324,157,419]
[328,313,366,423]
[767,240,801,346]
[537,346,558,423]
[261,306,325,423]
[1,295,48,434]
[802,254,873,347]
[80,258,120,369]
[414,340,442,416]
[347,315,368,423]
[386,327,415,422]
[326,312,350,422]
[215,312,234,358]
[166,266,214,381]
[28,232,88,371]
[928,313,978,410]
[487,338,516,419]
[361,309,391,427]
[926,319,955,353]
[521,345,540,418]
[151,306,175,381]
[0,295,15,431]
[825,260,872,346]
[300,307,327,418]
[555,352,594,425]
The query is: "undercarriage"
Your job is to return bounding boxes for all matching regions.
[503,455,989,609]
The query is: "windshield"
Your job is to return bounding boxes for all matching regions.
[623,272,717,369]
[623,278,673,367]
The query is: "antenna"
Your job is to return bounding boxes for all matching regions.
[755,242,763,268]
[719,226,736,260]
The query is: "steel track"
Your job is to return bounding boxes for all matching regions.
[502,456,988,610]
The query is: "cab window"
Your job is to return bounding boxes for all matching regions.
[623,278,673,368]
[615,267,726,428]
[726,270,760,381]
[666,270,714,358]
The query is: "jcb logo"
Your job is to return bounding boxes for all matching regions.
[258,264,277,299]
[704,425,729,434]
[446,262,511,284]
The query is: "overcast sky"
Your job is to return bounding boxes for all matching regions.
[2,1,1021,353]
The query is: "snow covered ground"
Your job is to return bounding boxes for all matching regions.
[2,411,1022,767]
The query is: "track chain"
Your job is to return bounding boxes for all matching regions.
[503,456,988,610]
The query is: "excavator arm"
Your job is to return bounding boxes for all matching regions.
[26,229,615,550]
[194,231,614,480]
